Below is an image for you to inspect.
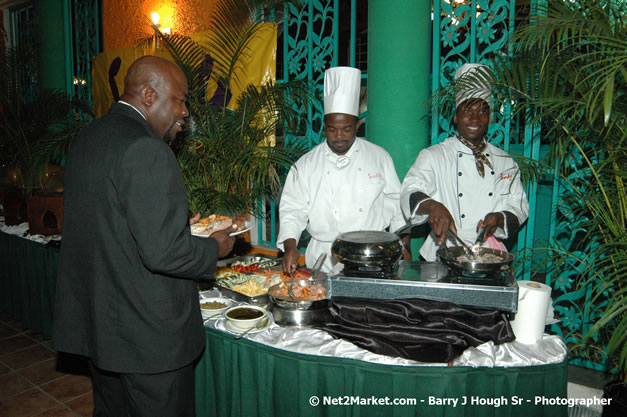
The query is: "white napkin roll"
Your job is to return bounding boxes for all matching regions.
[510,281,552,344]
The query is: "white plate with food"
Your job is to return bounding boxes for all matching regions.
[228,221,251,236]
[191,217,251,237]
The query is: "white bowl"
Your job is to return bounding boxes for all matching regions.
[199,297,232,319]
[224,305,267,331]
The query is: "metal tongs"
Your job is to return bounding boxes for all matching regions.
[287,270,296,300]
[472,227,486,252]
[287,253,326,300]
[447,230,478,259]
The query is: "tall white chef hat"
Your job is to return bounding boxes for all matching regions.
[324,66,361,116]
[455,63,494,109]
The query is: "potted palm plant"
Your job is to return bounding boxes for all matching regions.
[482,0,625,380]
[0,42,90,229]
[146,0,313,218]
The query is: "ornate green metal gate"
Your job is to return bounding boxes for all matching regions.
[63,0,102,107]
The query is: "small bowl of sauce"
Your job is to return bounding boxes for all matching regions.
[224,305,267,330]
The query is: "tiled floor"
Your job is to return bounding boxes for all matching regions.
[0,312,93,417]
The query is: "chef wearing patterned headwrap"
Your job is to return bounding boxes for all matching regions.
[278,66,408,273]
[400,63,529,261]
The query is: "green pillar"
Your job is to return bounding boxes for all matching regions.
[35,0,67,92]
[368,0,432,256]
[367,0,431,179]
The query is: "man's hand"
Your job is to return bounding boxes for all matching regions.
[477,212,504,238]
[190,213,201,225]
[281,239,301,273]
[210,226,236,258]
[419,200,456,245]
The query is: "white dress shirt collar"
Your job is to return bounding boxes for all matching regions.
[118,100,146,120]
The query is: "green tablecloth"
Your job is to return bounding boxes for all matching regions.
[0,231,568,416]
[195,327,568,417]
[0,231,58,338]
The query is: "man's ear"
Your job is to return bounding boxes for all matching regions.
[140,85,158,108]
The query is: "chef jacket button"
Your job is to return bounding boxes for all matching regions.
[458,153,462,158]
[458,193,463,197]
[489,192,493,197]
[358,168,362,171]
[461,214,466,218]
[327,171,330,175]
[458,172,462,176]
[491,171,495,175]
[359,208,363,212]
[486,154,490,157]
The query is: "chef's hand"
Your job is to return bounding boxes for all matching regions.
[210,226,237,258]
[190,213,201,225]
[477,212,504,238]
[282,239,300,273]
[420,200,456,245]
[401,235,412,260]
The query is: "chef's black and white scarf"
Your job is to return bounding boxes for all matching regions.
[457,134,494,178]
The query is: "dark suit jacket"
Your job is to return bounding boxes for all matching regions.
[53,103,218,374]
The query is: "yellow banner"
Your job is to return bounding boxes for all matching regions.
[91,24,277,118]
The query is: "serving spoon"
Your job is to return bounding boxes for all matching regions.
[234,319,268,340]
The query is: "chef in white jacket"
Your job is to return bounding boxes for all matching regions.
[401,63,529,261]
[278,66,408,273]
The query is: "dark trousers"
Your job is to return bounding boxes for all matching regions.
[88,360,196,417]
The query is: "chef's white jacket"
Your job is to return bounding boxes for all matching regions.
[401,137,529,261]
[278,137,405,272]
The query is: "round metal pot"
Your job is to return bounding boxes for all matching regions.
[267,278,328,311]
[436,246,513,274]
[270,303,331,327]
[331,231,403,265]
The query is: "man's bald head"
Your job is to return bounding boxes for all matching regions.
[122,56,183,102]
[120,55,189,140]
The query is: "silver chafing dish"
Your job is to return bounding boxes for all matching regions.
[267,270,331,327]
[331,230,403,278]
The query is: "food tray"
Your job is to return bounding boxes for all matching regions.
[215,285,270,307]
[213,254,282,306]
[216,254,280,268]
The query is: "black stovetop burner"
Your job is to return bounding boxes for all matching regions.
[339,261,514,287]
[445,267,513,286]
[341,261,397,279]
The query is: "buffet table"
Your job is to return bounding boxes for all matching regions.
[0,227,568,416]
[0,228,59,339]
[195,326,567,417]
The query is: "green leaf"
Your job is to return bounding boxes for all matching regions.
[603,72,614,126]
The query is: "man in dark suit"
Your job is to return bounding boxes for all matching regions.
[52,55,235,416]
